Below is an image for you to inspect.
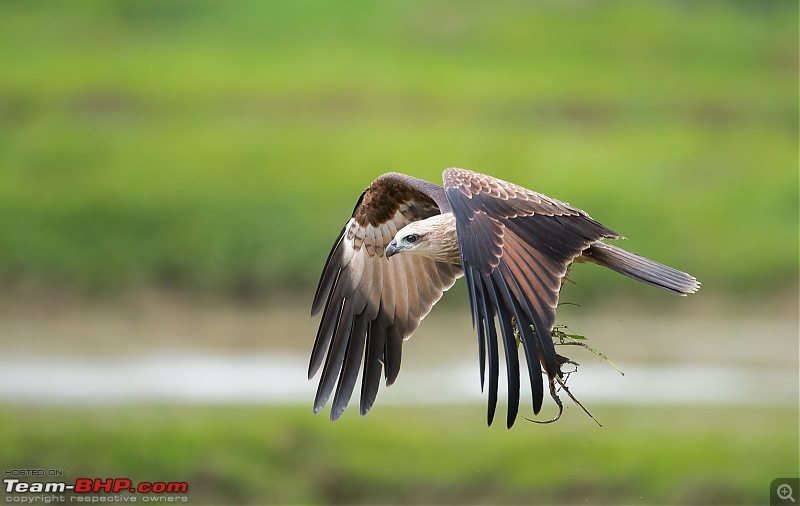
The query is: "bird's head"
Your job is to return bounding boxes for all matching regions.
[385,214,459,263]
[385,221,434,259]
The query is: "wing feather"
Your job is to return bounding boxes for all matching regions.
[403,256,422,332]
[490,270,523,427]
[444,167,618,425]
[384,324,404,386]
[484,279,521,427]
[313,297,355,413]
[308,270,345,378]
[475,274,501,426]
[331,313,369,419]
[310,173,462,420]
[360,317,387,415]
[311,226,346,317]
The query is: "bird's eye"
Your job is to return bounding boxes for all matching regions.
[405,234,418,244]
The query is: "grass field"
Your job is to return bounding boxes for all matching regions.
[1,404,797,505]
[1,291,789,506]
[0,1,797,297]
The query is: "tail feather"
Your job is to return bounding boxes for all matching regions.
[585,242,699,295]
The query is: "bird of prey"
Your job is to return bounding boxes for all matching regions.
[309,168,699,427]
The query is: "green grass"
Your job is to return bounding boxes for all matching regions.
[0,404,796,505]
[0,1,796,296]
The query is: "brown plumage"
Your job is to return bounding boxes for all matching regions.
[310,168,699,427]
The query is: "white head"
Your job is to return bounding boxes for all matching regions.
[386,221,436,258]
[385,214,460,263]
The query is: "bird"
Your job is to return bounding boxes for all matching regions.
[309,168,699,428]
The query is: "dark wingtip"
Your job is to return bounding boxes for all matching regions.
[506,400,519,428]
[533,389,544,415]
[308,352,325,380]
[330,406,345,422]
[313,387,332,416]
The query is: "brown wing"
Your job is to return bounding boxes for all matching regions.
[443,168,620,428]
[310,173,462,421]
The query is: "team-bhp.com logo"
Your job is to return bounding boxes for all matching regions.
[4,477,189,502]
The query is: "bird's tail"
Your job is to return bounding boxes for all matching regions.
[584,242,699,295]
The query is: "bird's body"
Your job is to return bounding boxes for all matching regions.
[310,168,698,427]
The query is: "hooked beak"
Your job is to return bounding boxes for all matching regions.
[385,239,399,259]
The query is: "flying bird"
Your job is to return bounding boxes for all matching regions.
[309,168,699,427]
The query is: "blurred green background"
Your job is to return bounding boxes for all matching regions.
[1,0,796,297]
[0,1,797,505]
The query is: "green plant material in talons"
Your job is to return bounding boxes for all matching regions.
[521,323,624,425]
[553,324,625,376]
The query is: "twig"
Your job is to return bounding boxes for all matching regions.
[521,322,622,425]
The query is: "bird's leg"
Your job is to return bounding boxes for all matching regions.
[520,324,620,425]
[525,365,602,426]
[525,376,564,424]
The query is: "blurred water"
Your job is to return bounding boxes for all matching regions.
[0,354,795,408]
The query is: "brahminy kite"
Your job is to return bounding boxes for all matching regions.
[309,168,698,427]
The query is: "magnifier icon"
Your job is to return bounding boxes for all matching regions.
[778,484,796,503]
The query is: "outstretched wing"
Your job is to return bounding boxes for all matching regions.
[443,168,620,428]
[310,173,462,421]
